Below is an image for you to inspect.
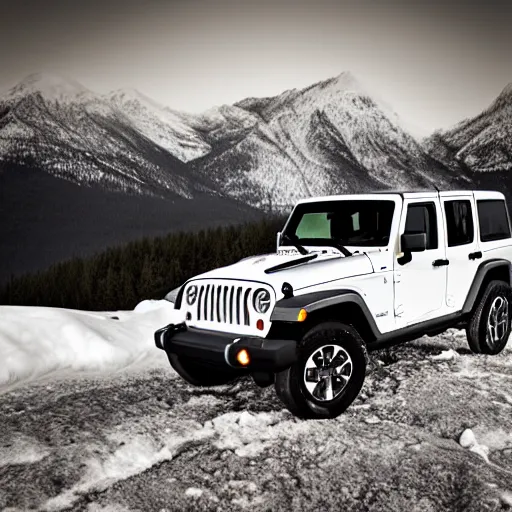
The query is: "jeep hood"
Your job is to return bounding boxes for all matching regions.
[191,251,374,292]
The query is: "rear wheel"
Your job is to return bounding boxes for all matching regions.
[466,280,512,355]
[275,322,367,419]
[168,354,238,386]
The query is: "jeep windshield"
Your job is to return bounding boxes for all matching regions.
[281,200,395,249]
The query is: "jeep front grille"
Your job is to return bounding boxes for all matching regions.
[196,283,252,325]
[182,280,275,333]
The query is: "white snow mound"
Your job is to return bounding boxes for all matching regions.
[430,348,460,361]
[0,300,181,390]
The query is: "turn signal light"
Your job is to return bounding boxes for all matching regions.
[297,308,308,322]
[236,349,250,366]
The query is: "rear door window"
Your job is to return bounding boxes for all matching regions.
[477,200,511,242]
[444,200,474,246]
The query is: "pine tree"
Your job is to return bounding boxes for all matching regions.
[0,216,286,310]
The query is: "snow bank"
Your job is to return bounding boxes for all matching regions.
[0,300,182,390]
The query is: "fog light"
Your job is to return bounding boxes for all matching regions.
[236,349,250,366]
[256,319,264,330]
[297,308,308,322]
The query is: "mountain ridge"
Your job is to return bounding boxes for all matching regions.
[1,70,502,205]
[0,73,217,199]
[191,70,461,209]
[424,80,512,177]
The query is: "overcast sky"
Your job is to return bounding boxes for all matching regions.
[0,0,510,136]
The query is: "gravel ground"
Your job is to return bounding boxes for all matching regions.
[2,330,512,511]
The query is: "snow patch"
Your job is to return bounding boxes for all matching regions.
[39,408,321,511]
[86,505,133,512]
[207,410,298,458]
[0,300,182,390]
[501,491,512,507]
[211,411,277,456]
[43,420,213,511]
[474,428,512,451]
[42,410,295,510]
[0,436,50,467]
[430,349,460,361]
[186,394,224,408]
[185,487,204,498]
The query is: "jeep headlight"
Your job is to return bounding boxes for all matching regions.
[252,288,271,314]
[185,285,198,306]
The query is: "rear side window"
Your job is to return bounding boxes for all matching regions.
[477,200,511,242]
[404,202,438,249]
[444,200,474,246]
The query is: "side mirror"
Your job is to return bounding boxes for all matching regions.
[401,232,426,252]
[276,231,282,251]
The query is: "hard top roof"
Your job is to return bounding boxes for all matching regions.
[296,189,505,204]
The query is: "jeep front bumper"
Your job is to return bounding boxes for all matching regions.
[154,322,297,372]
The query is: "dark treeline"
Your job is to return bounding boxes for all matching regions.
[0,217,285,311]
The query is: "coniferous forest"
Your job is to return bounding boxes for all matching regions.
[0,217,285,311]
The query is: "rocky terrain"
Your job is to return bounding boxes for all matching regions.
[2,329,512,511]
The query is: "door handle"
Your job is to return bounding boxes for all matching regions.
[432,259,449,267]
[468,251,482,260]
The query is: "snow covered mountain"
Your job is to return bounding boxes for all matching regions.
[190,72,459,209]
[425,83,512,190]
[0,73,212,198]
[106,88,211,162]
[1,72,463,211]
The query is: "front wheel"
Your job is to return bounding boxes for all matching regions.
[168,354,238,386]
[275,322,368,419]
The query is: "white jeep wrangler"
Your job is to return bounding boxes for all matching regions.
[155,190,512,419]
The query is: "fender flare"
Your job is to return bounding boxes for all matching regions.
[270,288,381,338]
[462,259,512,314]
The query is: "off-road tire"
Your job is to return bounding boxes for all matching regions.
[275,322,368,419]
[168,354,238,386]
[466,280,512,355]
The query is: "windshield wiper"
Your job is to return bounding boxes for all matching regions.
[280,233,309,255]
[281,233,351,257]
[327,241,352,257]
